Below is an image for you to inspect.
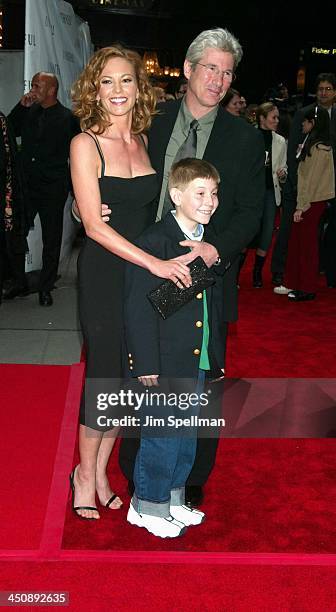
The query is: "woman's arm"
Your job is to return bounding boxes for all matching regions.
[70,134,191,284]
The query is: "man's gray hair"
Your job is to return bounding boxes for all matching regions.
[185,28,243,68]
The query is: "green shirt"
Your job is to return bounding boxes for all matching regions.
[169,211,210,370]
[199,291,210,370]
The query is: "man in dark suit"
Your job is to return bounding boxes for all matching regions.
[7,72,80,306]
[119,27,265,505]
[272,72,336,289]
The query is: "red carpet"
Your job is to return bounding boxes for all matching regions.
[1,562,336,611]
[227,250,336,377]
[62,438,336,553]
[2,249,336,609]
[0,364,71,549]
[0,363,83,553]
[61,251,336,554]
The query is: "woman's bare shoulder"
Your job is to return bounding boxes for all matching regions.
[71,131,99,155]
[72,131,93,145]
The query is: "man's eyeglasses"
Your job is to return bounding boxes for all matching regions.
[196,63,236,82]
[317,86,334,92]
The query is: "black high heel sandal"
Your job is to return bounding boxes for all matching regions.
[69,467,99,520]
[102,493,123,510]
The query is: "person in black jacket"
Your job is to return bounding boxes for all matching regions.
[124,158,225,537]
[8,72,80,306]
[0,111,29,303]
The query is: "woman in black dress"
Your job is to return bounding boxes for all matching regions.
[70,46,191,519]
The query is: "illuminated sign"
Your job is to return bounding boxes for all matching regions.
[311,47,336,55]
[89,0,154,8]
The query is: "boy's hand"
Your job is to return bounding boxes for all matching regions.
[138,375,159,387]
[177,240,219,267]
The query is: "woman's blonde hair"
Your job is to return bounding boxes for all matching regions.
[256,102,277,127]
[72,45,156,134]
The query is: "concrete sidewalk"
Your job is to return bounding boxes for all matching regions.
[0,246,82,365]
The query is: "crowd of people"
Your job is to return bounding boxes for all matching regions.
[1,25,335,538]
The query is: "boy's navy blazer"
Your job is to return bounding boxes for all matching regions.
[148,99,265,322]
[124,213,226,379]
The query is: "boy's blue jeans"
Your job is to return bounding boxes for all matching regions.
[131,370,206,517]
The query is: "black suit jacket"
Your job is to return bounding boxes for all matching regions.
[124,213,226,380]
[8,101,80,199]
[148,100,265,321]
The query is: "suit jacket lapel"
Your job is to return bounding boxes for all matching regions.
[160,212,191,257]
[148,100,182,185]
[203,106,232,162]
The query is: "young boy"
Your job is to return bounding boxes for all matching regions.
[124,158,226,538]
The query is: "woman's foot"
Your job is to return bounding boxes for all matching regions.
[70,465,100,520]
[96,473,123,509]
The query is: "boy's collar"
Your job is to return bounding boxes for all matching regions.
[170,210,204,241]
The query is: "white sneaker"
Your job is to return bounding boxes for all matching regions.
[170,504,205,526]
[127,504,186,538]
[273,285,292,295]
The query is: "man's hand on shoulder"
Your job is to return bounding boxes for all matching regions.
[177,240,219,267]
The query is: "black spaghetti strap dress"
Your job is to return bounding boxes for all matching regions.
[77,134,158,429]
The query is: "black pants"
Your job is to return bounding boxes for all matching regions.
[29,195,67,292]
[271,183,296,278]
[0,228,26,294]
